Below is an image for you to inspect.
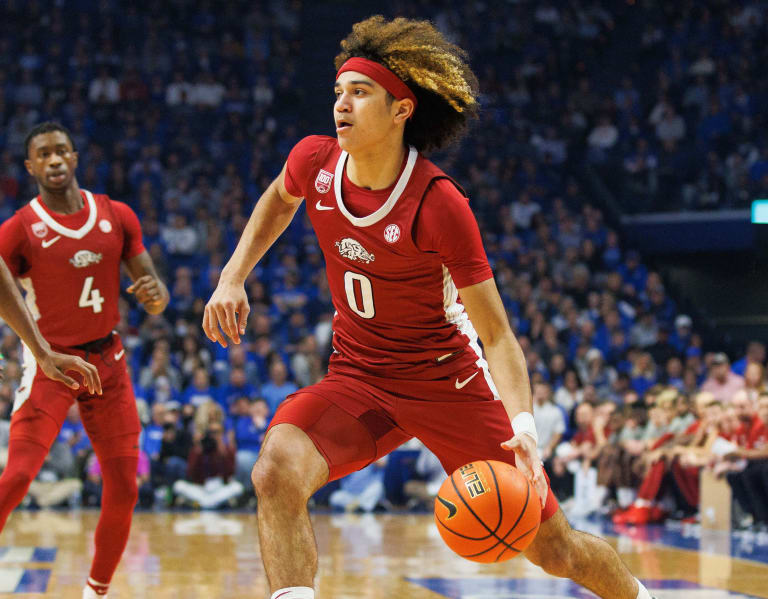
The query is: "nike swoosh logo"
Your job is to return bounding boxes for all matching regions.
[315,200,334,211]
[41,236,61,248]
[114,349,125,361]
[455,371,479,389]
[437,495,458,520]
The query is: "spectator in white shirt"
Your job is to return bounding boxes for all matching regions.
[88,66,120,104]
[533,382,567,461]
[511,190,541,229]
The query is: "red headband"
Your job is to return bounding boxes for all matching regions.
[336,57,418,109]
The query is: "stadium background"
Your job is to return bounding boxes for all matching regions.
[0,0,766,529]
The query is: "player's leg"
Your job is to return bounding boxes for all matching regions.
[78,339,141,599]
[86,434,139,598]
[524,508,652,599]
[251,422,329,594]
[252,378,409,598]
[0,363,73,530]
[397,384,652,599]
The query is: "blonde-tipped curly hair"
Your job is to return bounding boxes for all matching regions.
[335,15,479,152]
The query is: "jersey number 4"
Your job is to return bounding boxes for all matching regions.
[344,271,375,319]
[78,276,105,314]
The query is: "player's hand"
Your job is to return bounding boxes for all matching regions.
[127,275,166,312]
[501,433,548,508]
[203,279,250,347]
[38,351,102,395]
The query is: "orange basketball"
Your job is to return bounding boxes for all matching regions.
[434,460,541,563]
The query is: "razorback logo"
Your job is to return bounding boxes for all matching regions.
[69,250,103,268]
[335,238,375,264]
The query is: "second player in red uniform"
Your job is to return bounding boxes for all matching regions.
[0,122,169,599]
[205,16,655,599]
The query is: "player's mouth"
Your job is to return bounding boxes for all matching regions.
[336,120,353,133]
[47,170,67,184]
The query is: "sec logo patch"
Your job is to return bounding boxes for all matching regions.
[99,219,112,233]
[384,224,400,243]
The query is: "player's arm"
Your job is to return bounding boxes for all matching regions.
[0,257,101,394]
[203,164,302,347]
[123,251,170,315]
[459,279,547,506]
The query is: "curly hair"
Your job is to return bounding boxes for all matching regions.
[335,16,479,153]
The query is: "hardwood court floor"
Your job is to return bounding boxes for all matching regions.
[1,510,767,598]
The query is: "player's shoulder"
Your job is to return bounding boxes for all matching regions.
[0,210,25,235]
[291,135,339,163]
[421,174,469,217]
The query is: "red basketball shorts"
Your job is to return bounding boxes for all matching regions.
[269,367,559,521]
[10,332,140,460]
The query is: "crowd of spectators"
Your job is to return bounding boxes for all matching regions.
[0,1,765,521]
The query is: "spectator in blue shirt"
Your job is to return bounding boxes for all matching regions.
[217,367,258,410]
[232,397,270,487]
[260,359,298,414]
[143,402,167,461]
[181,367,219,408]
[58,404,92,461]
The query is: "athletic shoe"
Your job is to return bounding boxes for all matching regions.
[616,505,652,525]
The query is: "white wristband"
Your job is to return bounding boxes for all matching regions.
[511,412,538,445]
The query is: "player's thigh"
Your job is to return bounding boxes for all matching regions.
[267,378,410,483]
[10,368,74,449]
[78,355,140,450]
[401,395,560,520]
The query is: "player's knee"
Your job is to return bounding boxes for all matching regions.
[251,438,322,501]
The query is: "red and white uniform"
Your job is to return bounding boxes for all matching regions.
[0,189,143,346]
[273,136,559,520]
[0,189,144,454]
[285,135,494,382]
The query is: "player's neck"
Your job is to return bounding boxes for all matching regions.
[38,183,84,215]
[346,140,407,191]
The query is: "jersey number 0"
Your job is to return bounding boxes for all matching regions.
[343,271,375,319]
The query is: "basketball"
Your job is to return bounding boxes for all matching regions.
[434,460,541,563]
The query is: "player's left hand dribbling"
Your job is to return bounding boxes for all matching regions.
[501,434,548,508]
[39,351,102,395]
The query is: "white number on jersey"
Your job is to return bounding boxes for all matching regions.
[78,276,105,314]
[344,271,375,319]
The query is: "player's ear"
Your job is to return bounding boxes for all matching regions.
[393,98,415,125]
[71,151,79,169]
[23,159,34,177]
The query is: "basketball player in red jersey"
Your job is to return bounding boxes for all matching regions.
[0,122,169,599]
[0,256,101,393]
[205,17,655,599]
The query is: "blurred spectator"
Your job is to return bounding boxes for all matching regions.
[329,458,388,513]
[172,421,244,509]
[232,397,269,488]
[532,382,566,462]
[701,353,745,404]
[260,359,298,414]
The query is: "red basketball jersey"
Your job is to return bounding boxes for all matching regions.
[0,189,145,347]
[286,136,495,382]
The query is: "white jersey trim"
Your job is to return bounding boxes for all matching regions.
[29,189,97,240]
[12,344,37,415]
[18,277,40,321]
[441,265,500,400]
[334,146,418,228]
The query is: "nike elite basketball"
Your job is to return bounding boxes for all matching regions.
[434,461,541,562]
